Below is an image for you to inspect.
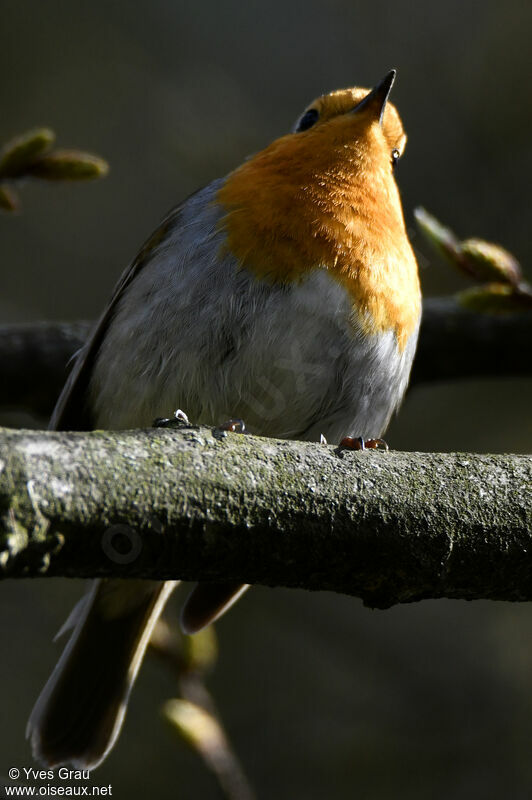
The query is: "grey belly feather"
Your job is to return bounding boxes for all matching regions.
[90,182,419,442]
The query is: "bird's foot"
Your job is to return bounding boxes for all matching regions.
[339,436,389,451]
[153,409,198,430]
[213,418,248,439]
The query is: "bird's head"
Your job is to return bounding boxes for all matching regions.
[217,70,419,348]
[218,70,407,240]
[292,70,405,173]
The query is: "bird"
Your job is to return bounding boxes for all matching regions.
[27,69,421,770]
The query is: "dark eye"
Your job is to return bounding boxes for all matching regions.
[391,148,401,169]
[295,108,319,132]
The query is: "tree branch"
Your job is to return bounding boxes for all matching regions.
[0,424,530,607]
[410,297,532,385]
[1,299,531,417]
[0,320,88,417]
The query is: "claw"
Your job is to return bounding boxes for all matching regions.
[153,409,195,429]
[340,436,365,450]
[217,418,247,434]
[339,436,389,451]
[365,438,389,451]
[153,417,173,427]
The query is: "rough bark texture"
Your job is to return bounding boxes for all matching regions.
[0,424,530,608]
[1,299,531,419]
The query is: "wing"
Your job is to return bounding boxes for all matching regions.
[49,202,188,431]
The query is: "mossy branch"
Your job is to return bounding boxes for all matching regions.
[0,424,530,607]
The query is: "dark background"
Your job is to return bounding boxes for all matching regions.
[1,1,531,798]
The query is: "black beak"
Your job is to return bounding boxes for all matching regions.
[352,69,396,125]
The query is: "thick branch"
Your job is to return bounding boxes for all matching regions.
[0,424,530,608]
[1,300,531,417]
[0,320,88,416]
[410,298,532,385]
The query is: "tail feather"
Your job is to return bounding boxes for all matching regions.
[27,579,177,769]
[180,582,250,635]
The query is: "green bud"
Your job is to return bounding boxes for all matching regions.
[460,238,522,286]
[163,698,227,754]
[28,150,109,181]
[181,626,218,673]
[414,207,462,265]
[0,183,19,212]
[457,283,532,313]
[0,128,55,177]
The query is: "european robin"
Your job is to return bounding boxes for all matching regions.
[28,69,421,768]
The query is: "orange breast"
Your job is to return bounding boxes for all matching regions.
[217,128,421,351]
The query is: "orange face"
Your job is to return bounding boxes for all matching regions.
[217,82,420,350]
[298,86,407,158]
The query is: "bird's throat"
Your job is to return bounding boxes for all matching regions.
[217,136,421,350]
